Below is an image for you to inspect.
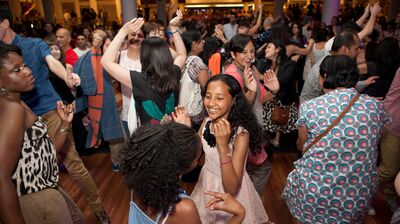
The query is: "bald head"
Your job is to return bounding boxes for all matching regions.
[56,28,71,50]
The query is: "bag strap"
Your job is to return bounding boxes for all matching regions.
[303,92,361,152]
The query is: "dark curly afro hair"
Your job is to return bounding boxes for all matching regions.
[119,123,200,215]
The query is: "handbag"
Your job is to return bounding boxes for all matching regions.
[303,92,361,152]
[271,104,290,126]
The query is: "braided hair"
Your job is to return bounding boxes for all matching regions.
[119,123,200,215]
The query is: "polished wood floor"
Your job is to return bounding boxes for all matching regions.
[60,148,393,224]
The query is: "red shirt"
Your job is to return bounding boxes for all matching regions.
[65,48,78,66]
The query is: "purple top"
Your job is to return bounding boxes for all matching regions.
[384,67,400,137]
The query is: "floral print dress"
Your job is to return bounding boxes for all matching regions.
[282,88,389,224]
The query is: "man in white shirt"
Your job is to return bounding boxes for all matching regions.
[223,13,238,41]
[73,34,90,58]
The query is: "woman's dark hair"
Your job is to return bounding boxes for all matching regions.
[199,36,220,66]
[46,41,66,65]
[140,37,179,93]
[237,19,250,29]
[182,29,201,53]
[271,22,291,45]
[203,74,264,153]
[269,39,289,66]
[312,27,329,42]
[375,37,400,80]
[120,123,200,215]
[0,42,22,68]
[319,55,359,89]
[228,34,254,54]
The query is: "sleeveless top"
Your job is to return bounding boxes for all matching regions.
[130,65,181,124]
[12,117,59,196]
[129,189,190,224]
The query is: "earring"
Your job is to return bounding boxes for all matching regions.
[0,87,8,96]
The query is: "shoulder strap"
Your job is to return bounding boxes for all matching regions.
[303,92,361,152]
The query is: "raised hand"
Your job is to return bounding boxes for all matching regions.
[212,118,231,151]
[370,2,381,16]
[122,18,145,35]
[263,69,279,94]
[205,191,245,218]
[363,3,370,15]
[171,105,191,127]
[56,101,75,124]
[244,66,257,93]
[169,9,183,27]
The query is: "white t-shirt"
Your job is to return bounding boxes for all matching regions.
[73,47,90,58]
[223,23,238,41]
[118,50,142,122]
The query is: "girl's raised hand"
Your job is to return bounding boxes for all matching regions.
[212,118,231,150]
[122,18,145,35]
[171,105,191,127]
[169,9,183,27]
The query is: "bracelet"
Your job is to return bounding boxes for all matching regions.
[170,29,180,34]
[60,127,72,133]
[220,159,232,165]
[269,89,278,96]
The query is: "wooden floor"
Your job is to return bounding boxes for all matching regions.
[60,149,393,224]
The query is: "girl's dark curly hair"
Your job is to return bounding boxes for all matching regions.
[119,123,200,215]
[203,74,264,153]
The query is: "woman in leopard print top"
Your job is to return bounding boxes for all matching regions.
[0,43,80,223]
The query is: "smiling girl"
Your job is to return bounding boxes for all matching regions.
[189,75,271,224]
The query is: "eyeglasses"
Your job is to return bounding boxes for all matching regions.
[131,32,144,39]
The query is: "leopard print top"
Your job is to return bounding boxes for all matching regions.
[12,117,58,196]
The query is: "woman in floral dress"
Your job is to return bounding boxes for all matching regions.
[282,55,389,223]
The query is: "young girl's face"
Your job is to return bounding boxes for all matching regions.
[204,80,233,121]
[50,45,61,60]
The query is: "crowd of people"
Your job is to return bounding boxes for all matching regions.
[0,1,400,224]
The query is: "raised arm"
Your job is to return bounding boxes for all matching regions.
[0,103,26,224]
[169,10,187,69]
[214,119,247,195]
[288,38,315,56]
[101,18,144,89]
[358,2,381,41]
[356,4,370,27]
[248,5,263,35]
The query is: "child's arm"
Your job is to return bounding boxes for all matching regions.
[214,119,248,195]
